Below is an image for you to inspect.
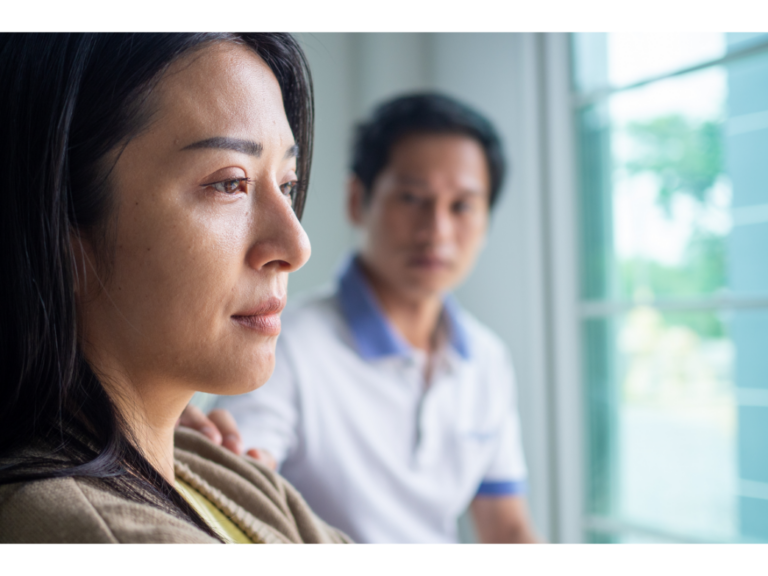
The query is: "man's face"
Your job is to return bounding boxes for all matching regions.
[351,133,491,302]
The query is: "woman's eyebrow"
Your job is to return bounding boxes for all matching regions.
[285,144,299,159]
[182,137,263,157]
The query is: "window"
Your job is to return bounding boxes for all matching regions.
[573,33,768,543]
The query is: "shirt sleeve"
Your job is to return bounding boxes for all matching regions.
[476,348,528,498]
[214,337,300,467]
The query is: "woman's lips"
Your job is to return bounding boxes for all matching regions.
[232,296,285,336]
[232,313,281,335]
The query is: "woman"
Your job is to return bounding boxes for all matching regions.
[0,33,348,543]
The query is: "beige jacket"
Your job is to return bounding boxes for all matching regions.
[0,428,350,543]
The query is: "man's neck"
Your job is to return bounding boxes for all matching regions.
[358,261,444,353]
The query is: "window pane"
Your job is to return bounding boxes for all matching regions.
[584,308,768,542]
[575,32,768,545]
[578,48,768,302]
[586,530,674,544]
[607,33,725,88]
[572,33,609,94]
[573,33,726,93]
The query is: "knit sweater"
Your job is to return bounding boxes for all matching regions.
[0,428,350,543]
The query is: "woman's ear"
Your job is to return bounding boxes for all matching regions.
[347,176,367,227]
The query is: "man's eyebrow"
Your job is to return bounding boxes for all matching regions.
[182,137,263,157]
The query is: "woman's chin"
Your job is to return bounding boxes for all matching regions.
[195,374,269,397]
[234,373,272,395]
[211,353,276,396]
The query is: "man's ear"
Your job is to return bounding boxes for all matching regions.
[347,176,367,226]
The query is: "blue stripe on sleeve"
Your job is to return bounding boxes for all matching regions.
[476,480,527,497]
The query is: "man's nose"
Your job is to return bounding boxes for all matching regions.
[419,201,453,245]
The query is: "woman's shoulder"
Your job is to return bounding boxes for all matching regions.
[0,474,117,543]
[0,431,351,544]
[174,427,351,543]
[0,472,215,544]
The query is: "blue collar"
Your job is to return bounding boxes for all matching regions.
[336,256,471,361]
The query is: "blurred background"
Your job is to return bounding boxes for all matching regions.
[202,32,768,543]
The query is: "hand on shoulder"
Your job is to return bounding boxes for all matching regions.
[177,405,277,470]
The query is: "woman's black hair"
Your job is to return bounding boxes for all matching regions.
[0,33,314,540]
[351,92,507,210]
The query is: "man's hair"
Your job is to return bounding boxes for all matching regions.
[351,92,507,209]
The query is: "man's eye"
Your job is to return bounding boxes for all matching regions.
[453,201,471,213]
[400,192,420,204]
[280,181,298,203]
[205,178,248,194]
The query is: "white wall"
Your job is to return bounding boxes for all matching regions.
[285,34,358,295]
[291,33,558,540]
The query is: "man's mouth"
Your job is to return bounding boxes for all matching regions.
[407,255,451,270]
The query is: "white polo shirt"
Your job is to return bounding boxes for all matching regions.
[215,256,527,543]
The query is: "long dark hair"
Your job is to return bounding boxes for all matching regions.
[0,33,314,539]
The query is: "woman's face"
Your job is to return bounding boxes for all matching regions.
[77,43,310,399]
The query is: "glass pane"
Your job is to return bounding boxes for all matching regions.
[577,102,614,301]
[572,33,609,94]
[586,530,618,544]
[607,33,725,88]
[726,33,768,53]
[587,530,673,544]
[584,308,768,543]
[573,33,727,93]
[578,48,768,301]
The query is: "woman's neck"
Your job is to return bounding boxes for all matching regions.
[119,387,190,483]
[88,353,192,484]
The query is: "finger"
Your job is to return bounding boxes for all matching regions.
[207,408,243,455]
[246,448,277,471]
[177,404,222,445]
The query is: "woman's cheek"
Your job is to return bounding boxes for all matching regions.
[115,203,231,336]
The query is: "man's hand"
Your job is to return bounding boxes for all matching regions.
[245,447,277,471]
[470,495,542,543]
[176,405,277,470]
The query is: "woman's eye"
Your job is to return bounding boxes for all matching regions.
[205,178,248,195]
[280,181,298,202]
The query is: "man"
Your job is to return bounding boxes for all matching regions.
[198,93,539,543]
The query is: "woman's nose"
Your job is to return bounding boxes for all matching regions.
[245,179,311,273]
